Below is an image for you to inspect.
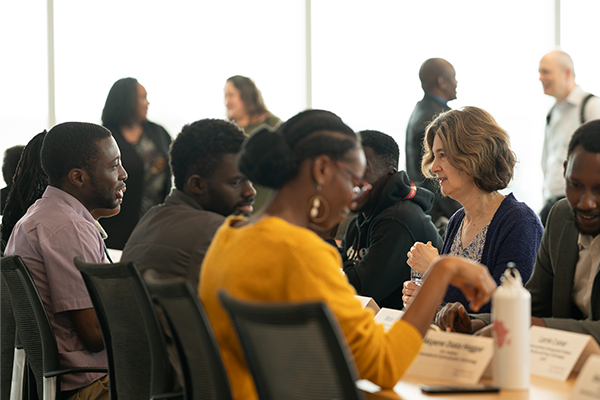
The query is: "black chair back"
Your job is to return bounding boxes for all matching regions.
[218,290,365,400]
[1,273,17,399]
[145,274,233,400]
[74,256,179,400]
[1,255,106,400]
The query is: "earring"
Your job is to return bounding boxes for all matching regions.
[308,184,329,224]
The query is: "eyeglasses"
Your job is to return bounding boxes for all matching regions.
[332,159,372,204]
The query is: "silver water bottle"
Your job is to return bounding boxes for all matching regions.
[491,263,530,390]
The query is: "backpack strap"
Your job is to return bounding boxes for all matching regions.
[546,106,553,125]
[581,93,595,124]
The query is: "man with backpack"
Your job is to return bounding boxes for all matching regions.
[539,50,600,225]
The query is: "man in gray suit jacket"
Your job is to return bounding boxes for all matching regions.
[405,58,461,232]
[435,119,600,343]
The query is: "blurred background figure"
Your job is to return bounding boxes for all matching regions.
[538,50,600,226]
[1,145,24,214]
[406,58,461,236]
[224,75,283,213]
[224,75,282,136]
[101,77,172,249]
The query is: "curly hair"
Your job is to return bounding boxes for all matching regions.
[227,75,269,118]
[41,122,112,187]
[421,106,516,192]
[237,109,358,189]
[359,130,399,169]
[170,119,246,190]
[1,132,48,244]
[101,77,139,127]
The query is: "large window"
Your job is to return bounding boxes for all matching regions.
[1,0,597,213]
[52,0,306,136]
[312,0,554,210]
[1,2,48,154]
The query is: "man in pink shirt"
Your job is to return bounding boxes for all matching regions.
[5,122,127,400]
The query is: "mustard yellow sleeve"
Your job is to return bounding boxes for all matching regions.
[289,235,423,388]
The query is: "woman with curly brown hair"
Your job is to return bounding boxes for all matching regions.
[404,106,543,314]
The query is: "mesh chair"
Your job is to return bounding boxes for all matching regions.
[218,290,365,400]
[74,257,182,400]
[145,274,233,400]
[1,273,25,400]
[1,255,107,400]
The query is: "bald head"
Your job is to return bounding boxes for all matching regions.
[419,58,457,101]
[539,50,576,102]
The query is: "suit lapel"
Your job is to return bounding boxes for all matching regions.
[552,216,580,318]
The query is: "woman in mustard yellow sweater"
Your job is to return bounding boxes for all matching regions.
[199,109,497,400]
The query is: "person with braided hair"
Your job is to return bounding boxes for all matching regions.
[199,109,497,400]
[1,132,48,249]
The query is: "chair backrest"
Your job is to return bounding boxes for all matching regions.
[218,290,365,400]
[145,275,233,400]
[1,273,17,400]
[1,255,60,399]
[74,257,175,400]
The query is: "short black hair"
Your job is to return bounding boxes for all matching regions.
[170,119,246,190]
[359,130,399,169]
[101,77,139,127]
[41,122,112,186]
[567,119,600,157]
[2,145,25,186]
[237,109,358,189]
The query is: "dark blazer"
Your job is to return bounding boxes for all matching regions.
[102,121,172,250]
[526,198,600,342]
[405,94,460,223]
[406,94,449,184]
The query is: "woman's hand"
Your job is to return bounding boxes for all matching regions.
[401,256,496,338]
[407,241,439,274]
[444,257,497,312]
[402,280,420,309]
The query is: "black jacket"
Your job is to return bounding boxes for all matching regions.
[405,94,460,223]
[342,171,443,310]
[102,121,172,250]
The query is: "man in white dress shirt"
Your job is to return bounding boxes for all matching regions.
[538,50,600,226]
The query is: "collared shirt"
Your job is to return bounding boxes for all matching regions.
[5,186,107,391]
[573,233,600,319]
[425,92,448,107]
[542,85,600,201]
[121,189,226,289]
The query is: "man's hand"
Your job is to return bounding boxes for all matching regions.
[435,302,488,334]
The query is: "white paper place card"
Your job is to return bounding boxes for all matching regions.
[569,355,600,400]
[530,326,600,381]
[405,330,494,384]
[354,295,380,314]
[374,308,404,332]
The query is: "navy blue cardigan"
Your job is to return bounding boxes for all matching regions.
[442,193,543,313]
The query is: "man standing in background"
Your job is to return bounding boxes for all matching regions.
[406,58,461,234]
[539,50,600,226]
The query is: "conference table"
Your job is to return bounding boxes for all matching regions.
[357,374,575,399]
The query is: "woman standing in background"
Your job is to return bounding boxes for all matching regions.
[101,77,172,250]
[224,75,282,136]
[224,75,282,212]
